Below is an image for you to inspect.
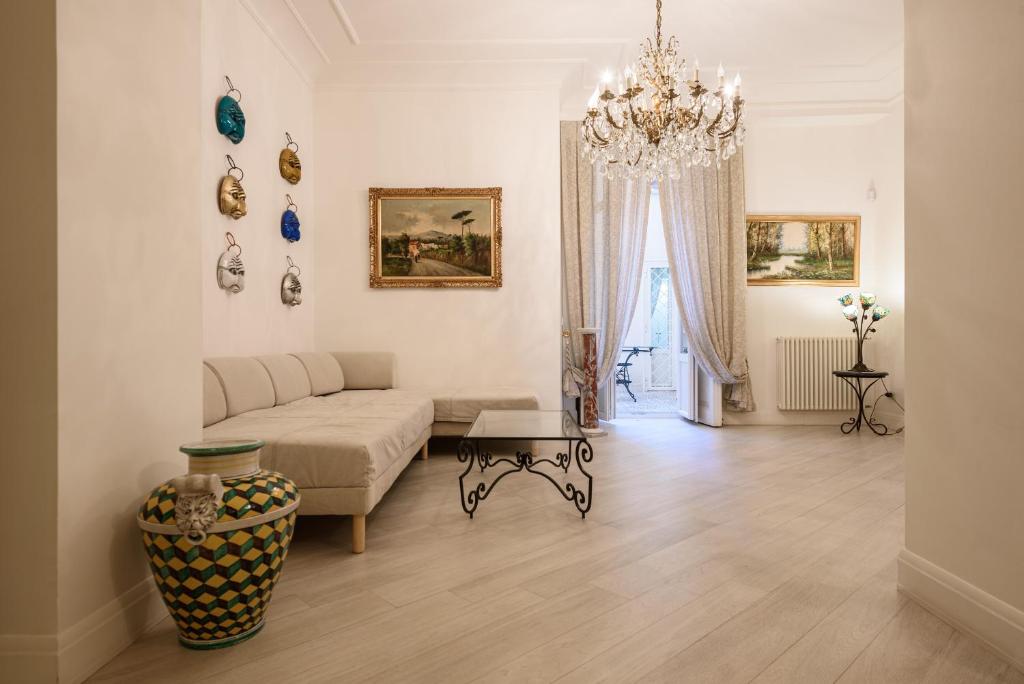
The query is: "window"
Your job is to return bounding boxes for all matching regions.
[647,266,675,389]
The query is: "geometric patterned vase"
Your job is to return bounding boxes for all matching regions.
[136,439,300,650]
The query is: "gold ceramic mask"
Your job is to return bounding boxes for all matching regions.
[218,175,247,219]
[279,148,302,185]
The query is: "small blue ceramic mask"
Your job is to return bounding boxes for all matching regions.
[281,209,301,242]
[216,95,246,144]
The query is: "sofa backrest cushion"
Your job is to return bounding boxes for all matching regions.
[203,364,228,426]
[256,354,312,405]
[330,352,396,390]
[204,357,276,417]
[291,352,345,395]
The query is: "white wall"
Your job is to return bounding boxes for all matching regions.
[314,88,562,408]
[201,1,315,357]
[901,0,1024,667]
[728,107,905,425]
[56,2,203,681]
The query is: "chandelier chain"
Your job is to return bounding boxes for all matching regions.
[655,0,662,48]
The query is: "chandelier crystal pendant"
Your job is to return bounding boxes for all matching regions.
[581,0,746,180]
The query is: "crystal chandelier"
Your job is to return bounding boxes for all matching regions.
[581,0,746,179]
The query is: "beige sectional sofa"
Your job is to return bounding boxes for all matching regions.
[201,351,537,552]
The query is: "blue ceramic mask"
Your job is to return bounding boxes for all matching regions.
[281,209,301,242]
[216,95,246,144]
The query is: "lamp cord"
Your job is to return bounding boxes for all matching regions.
[867,378,905,434]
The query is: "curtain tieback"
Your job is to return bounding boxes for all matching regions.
[729,359,752,385]
[563,365,585,397]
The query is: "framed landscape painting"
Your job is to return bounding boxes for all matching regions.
[369,187,502,288]
[746,215,860,286]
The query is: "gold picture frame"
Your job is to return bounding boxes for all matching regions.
[746,214,860,286]
[369,187,502,288]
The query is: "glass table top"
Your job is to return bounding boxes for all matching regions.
[465,410,585,441]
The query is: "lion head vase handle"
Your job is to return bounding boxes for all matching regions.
[170,473,225,545]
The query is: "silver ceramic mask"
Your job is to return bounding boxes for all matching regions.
[217,233,245,293]
[281,256,302,306]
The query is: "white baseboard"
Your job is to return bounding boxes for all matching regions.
[898,548,1024,671]
[0,633,58,682]
[58,576,166,684]
[1,576,167,684]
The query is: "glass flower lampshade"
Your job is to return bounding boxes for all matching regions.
[838,294,854,307]
[842,304,859,321]
[860,293,876,309]
[872,306,891,321]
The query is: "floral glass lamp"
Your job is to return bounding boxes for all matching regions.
[838,293,890,372]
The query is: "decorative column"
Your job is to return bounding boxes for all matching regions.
[578,327,605,436]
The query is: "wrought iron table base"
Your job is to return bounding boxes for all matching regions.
[834,372,890,436]
[457,439,593,519]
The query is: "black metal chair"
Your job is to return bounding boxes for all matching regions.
[615,346,655,402]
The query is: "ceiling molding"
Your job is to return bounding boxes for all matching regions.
[746,96,903,115]
[284,0,331,64]
[240,0,313,86]
[322,57,588,66]
[350,38,632,47]
[316,82,562,94]
[257,1,903,110]
[330,0,361,46]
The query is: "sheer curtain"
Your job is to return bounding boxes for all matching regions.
[659,152,755,411]
[560,122,651,419]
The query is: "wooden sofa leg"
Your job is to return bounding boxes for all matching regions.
[352,514,366,554]
[419,440,429,461]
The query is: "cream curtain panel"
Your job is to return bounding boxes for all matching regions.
[659,152,755,411]
[560,121,651,409]
[560,122,592,398]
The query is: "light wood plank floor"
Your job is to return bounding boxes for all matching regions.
[91,421,1022,683]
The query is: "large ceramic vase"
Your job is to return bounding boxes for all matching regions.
[136,439,300,650]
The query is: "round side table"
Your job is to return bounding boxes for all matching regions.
[832,370,890,435]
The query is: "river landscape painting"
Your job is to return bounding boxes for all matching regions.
[746,215,860,286]
[369,187,502,288]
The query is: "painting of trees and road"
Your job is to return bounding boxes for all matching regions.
[369,187,502,288]
[746,215,860,285]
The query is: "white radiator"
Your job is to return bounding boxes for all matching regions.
[776,337,857,410]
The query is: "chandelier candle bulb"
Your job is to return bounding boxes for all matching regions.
[717,63,725,87]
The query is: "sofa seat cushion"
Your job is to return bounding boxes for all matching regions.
[431,387,540,423]
[202,389,433,490]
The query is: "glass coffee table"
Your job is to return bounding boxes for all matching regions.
[458,410,594,519]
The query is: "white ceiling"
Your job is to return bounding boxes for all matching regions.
[244,0,904,116]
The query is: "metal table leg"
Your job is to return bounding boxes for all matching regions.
[838,376,890,436]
